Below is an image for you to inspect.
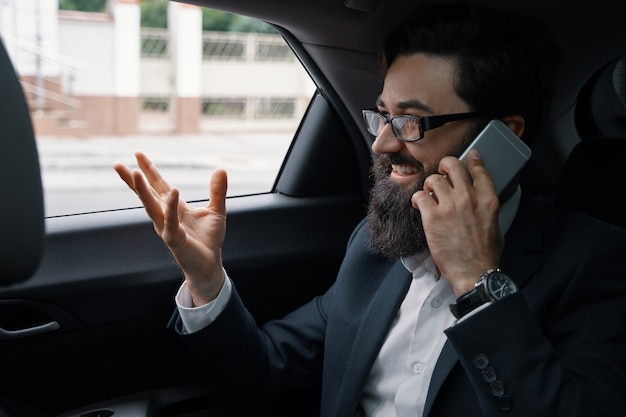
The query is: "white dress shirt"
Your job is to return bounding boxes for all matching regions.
[176,185,521,416]
[357,252,456,417]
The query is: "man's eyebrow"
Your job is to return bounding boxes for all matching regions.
[375,98,432,112]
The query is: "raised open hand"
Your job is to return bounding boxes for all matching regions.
[114,150,228,306]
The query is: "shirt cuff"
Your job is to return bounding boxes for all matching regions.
[175,273,233,334]
[455,301,493,323]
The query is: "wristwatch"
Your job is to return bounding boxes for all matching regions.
[449,269,518,319]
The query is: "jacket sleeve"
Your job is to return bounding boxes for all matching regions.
[166,220,369,410]
[169,282,333,409]
[444,215,626,417]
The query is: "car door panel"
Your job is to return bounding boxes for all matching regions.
[0,88,369,415]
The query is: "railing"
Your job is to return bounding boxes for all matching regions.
[6,36,84,113]
[20,81,81,109]
[202,97,297,119]
[141,28,294,62]
[140,29,302,120]
[140,28,169,58]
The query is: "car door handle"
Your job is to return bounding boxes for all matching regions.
[0,320,60,341]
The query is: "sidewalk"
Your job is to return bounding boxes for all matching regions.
[36,131,293,216]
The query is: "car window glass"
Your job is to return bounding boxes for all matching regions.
[5,1,315,217]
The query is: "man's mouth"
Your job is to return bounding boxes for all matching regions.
[391,164,420,176]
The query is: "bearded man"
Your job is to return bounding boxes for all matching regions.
[114,2,626,417]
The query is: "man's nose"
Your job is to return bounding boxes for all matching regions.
[371,123,404,155]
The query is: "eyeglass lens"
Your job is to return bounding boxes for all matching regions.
[364,111,422,141]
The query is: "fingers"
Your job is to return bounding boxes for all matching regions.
[162,187,182,245]
[426,151,495,198]
[113,151,169,196]
[135,150,172,195]
[412,150,503,294]
[114,151,230,242]
[412,189,437,210]
[131,168,165,228]
[113,151,174,222]
[113,161,135,191]
[208,168,228,216]
[464,149,497,195]
[413,151,496,210]
[420,157,466,204]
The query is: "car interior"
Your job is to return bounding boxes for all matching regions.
[0,0,624,416]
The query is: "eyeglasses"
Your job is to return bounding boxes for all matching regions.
[361,109,485,142]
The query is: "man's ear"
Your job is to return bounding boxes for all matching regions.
[500,115,525,137]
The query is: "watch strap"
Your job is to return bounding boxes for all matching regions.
[449,284,489,319]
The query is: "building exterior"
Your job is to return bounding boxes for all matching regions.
[0,0,315,136]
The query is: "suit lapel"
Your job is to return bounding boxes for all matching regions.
[334,260,412,417]
[423,340,457,416]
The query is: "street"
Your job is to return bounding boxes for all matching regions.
[37,131,293,217]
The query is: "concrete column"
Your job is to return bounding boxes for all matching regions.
[112,0,140,134]
[168,2,202,133]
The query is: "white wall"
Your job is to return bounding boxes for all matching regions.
[58,14,115,95]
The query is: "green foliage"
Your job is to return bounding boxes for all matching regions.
[202,9,276,33]
[59,0,106,12]
[60,0,276,33]
[229,15,277,34]
[201,9,236,32]
[140,0,168,28]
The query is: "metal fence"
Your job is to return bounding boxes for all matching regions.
[140,28,301,120]
[140,28,293,62]
[201,97,297,119]
[141,28,169,58]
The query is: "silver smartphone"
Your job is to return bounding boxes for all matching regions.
[458,119,531,196]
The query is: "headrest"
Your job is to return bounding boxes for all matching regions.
[556,137,626,228]
[0,38,45,284]
[575,55,626,138]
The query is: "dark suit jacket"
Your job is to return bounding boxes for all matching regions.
[170,192,626,417]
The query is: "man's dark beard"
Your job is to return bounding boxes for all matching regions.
[366,139,472,259]
[367,153,435,259]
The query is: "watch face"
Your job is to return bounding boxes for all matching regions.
[486,272,518,300]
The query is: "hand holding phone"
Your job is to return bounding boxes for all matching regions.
[458,120,531,196]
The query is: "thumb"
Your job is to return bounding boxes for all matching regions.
[208,168,228,215]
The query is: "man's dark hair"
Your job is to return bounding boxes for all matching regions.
[381,1,561,146]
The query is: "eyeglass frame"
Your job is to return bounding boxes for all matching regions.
[361,109,487,142]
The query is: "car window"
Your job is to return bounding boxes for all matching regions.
[6,1,315,217]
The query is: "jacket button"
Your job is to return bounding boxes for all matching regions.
[481,367,497,383]
[490,380,506,397]
[473,354,489,369]
[497,395,513,411]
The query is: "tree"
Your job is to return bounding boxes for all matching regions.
[140,0,168,28]
[202,9,237,32]
[202,9,276,33]
[59,0,276,33]
[230,15,277,34]
[59,0,106,12]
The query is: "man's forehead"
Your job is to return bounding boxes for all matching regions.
[376,97,433,113]
[378,54,462,113]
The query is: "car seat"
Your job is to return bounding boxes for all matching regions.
[558,54,626,227]
[0,31,50,417]
[0,37,45,285]
[556,136,626,228]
